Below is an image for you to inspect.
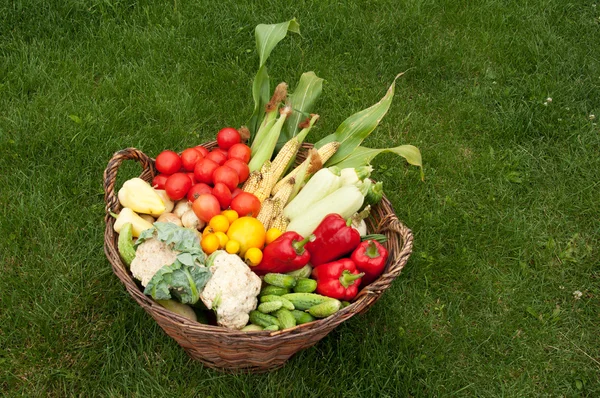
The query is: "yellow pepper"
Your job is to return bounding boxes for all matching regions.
[113,207,154,237]
[117,178,166,216]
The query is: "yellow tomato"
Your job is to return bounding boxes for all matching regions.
[221,209,239,224]
[201,233,220,255]
[202,226,215,236]
[244,247,263,267]
[214,231,229,248]
[226,216,265,256]
[265,228,283,244]
[209,215,230,233]
[225,239,240,254]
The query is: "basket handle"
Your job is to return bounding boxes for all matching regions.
[103,147,155,219]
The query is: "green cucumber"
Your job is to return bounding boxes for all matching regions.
[290,309,316,325]
[274,308,297,330]
[308,299,342,318]
[281,293,336,310]
[264,273,297,289]
[260,295,295,310]
[264,324,280,331]
[293,278,317,293]
[286,264,312,279]
[260,285,290,297]
[249,310,280,328]
[117,222,136,266]
[241,324,264,332]
[258,301,283,313]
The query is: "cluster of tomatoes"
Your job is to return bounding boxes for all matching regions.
[152,127,261,223]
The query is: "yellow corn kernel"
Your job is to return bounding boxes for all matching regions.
[253,162,273,202]
[271,177,295,206]
[270,137,300,184]
[256,198,276,228]
[242,171,262,193]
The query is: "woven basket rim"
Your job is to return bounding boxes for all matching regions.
[103,143,413,371]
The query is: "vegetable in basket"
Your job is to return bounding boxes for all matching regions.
[200,251,262,330]
[304,213,362,266]
[112,207,154,237]
[118,177,166,216]
[311,258,364,301]
[351,239,389,286]
[251,231,313,275]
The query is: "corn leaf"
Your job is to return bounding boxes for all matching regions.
[333,145,424,181]
[248,19,300,136]
[277,71,324,150]
[314,73,404,165]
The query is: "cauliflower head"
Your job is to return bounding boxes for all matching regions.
[200,251,262,330]
[130,238,179,286]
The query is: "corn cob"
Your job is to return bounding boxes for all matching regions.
[270,136,301,186]
[242,170,262,193]
[271,144,329,194]
[271,177,295,206]
[256,198,276,228]
[270,199,288,231]
[253,161,273,202]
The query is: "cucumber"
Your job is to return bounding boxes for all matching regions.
[258,301,283,313]
[290,309,316,325]
[274,308,297,330]
[293,278,317,293]
[341,301,351,308]
[286,264,312,279]
[117,222,136,266]
[241,324,264,332]
[260,295,295,311]
[260,285,290,297]
[264,324,280,331]
[281,293,336,310]
[249,310,280,328]
[264,273,297,289]
[308,299,342,318]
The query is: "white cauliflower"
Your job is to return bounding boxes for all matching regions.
[200,251,262,330]
[130,238,179,286]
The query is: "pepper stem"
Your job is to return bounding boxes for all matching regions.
[339,270,365,288]
[292,234,315,255]
[365,240,381,259]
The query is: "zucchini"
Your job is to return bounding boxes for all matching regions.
[291,309,316,324]
[117,222,136,266]
[286,264,312,279]
[308,299,342,318]
[249,310,280,328]
[264,273,297,289]
[274,308,297,330]
[293,278,317,293]
[260,295,295,311]
[260,285,290,297]
[258,301,283,313]
[281,293,336,310]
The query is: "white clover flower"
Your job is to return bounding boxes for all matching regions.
[573,290,583,300]
[589,114,596,121]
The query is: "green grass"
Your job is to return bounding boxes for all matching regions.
[1,0,599,396]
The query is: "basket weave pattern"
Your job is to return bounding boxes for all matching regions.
[103,142,413,372]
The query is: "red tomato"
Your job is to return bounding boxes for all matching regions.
[217,127,241,150]
[223,158,250,183]
[230,192,261,217]
[152,174,169,189]
[155,150,182,175]
[192,194,221,222]
[227,143,252,163]
[194,145,209,157]
[165,172,192,201]
[193,158,219,184]
[231,187,243,199]
[181,148,204,171]
[213,165,239,191]
[212,182,232,209]
[187,183,212,201]
[206,150,227,165]
[212,147,228,157]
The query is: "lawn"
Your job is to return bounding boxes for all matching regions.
[1,0,599,396]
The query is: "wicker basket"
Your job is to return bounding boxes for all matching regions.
[103,142,413,373]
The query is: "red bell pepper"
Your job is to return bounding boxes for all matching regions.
[311,258,364,301]
[350,239,389,285]
[305,213,361,266]
[252,231,312,275]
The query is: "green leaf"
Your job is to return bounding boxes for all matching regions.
[315,73,404,165]
[247,19,300,135]
[333,145,424,180]
[144,262,212,304]
[277,71,324,150]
